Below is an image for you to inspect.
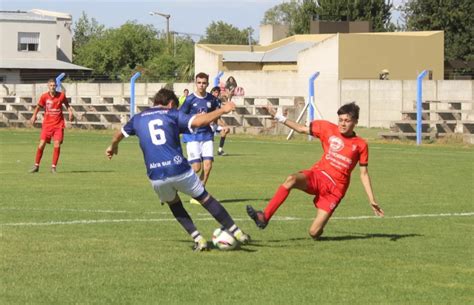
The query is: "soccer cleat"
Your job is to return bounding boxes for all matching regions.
[233,230,251,245]
[50,167,57,174]
[29,165,39,173]
[246,205,268,229]
[189,198,201,205]
[193,238,209,252]
[217,150,227,156]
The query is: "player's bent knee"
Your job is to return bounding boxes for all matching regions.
[309,228,324,240]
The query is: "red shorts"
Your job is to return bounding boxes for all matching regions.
[40,127,64,144]
[300,169,344,214]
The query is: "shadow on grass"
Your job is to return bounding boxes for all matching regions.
[219,198,271,204]
[61,170,115,173]
[175,239,257,252]
[317,233,422,242]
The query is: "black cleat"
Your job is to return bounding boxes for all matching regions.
[217,150,227,156]
[246,205,268,229]
[29,165,39,173]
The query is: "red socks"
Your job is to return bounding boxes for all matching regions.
[52,147,61,167]
[34,148,44,166]
[264,185,290,221]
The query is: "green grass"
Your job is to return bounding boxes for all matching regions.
[1,128,473,305]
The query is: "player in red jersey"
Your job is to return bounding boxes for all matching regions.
[247,102,384,239]
[29,78,73,173]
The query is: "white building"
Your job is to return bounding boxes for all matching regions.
[0,9,91,83]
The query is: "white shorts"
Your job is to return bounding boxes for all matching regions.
[186,140,214,164]
[150,169,205,203]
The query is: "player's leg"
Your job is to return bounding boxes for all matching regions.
[186,141,202,174]
[187,141,203,204]
[201,159,213,185]
[217,127,229,156]
[30,131,49,173]
[309,208,331,240]
[247,172,308,229]
[151,177,207,251]
[201,140,214,185]
[198,192,250,244]
[176,169,250,244]
[51,128,64,173]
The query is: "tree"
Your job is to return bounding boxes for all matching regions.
[200,21,255,45]
[73,22,163,81]
[262,0,394,34]
[402,0,473,62]
[72,12,105,58]
[262,0,299,27]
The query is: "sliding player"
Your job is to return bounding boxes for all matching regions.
[247,102,384,239]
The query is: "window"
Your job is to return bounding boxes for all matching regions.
[0,76,5,83]
[18,32,40,52]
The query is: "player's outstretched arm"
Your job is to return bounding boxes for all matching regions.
[106,130,125,160]
[265,104,310,134]
[359,166,384,217]
[191,101,236,128]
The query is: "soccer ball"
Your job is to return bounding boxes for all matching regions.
[212,228,237,251]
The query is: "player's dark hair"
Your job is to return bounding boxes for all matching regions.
[153,88,178,107]
[195,72,209,81]
[211,86,221,93]
[337,102,359,120]
[47,78,56,84]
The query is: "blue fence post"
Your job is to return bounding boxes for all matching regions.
[55,73,66,92]
[213,71,224,87]
[130,72,141,117]
[416,70,428,145]
[307,72,320,140]
[287,72,320,140]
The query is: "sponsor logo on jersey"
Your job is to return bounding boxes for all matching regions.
[329,136,344,152]
[173,155,183,165]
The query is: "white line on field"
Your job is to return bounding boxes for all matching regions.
[1,212,473,227]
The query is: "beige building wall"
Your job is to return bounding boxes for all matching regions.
[56,19,73,62]
[259,24,289,46]
[194,45,221,78]
[0,20,57,60]
[339,31,444,80]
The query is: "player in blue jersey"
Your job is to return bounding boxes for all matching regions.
[180,73,220,189]
[210,86,231,156]
[106,88,250,251]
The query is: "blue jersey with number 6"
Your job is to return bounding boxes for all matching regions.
[121,107,195,180]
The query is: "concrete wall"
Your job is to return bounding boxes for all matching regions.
[0,20,57,60]
[56,19,73,62]
[259,24,289,46]
[1,80,472,128]
[0,70,21,83]
[339,32,444,80]
[194,46,221,79]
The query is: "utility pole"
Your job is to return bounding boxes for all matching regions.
[149,11,171,52]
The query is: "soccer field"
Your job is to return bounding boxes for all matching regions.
[1,128,473,305]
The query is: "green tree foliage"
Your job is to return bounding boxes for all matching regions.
[262,0,394,34]
[72,12,105,57]
[262,0,299,27]
[200,21,255,45]
[74,22,164,81]
[402,0,473,62]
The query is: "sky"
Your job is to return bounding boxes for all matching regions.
[2,0,405,40]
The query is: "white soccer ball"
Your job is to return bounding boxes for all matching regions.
[212,228,237,251]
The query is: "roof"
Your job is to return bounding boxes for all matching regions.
[0,11,56,22]
[0,59,92,71]
[222,41,317,63]
[29,9,72,20]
